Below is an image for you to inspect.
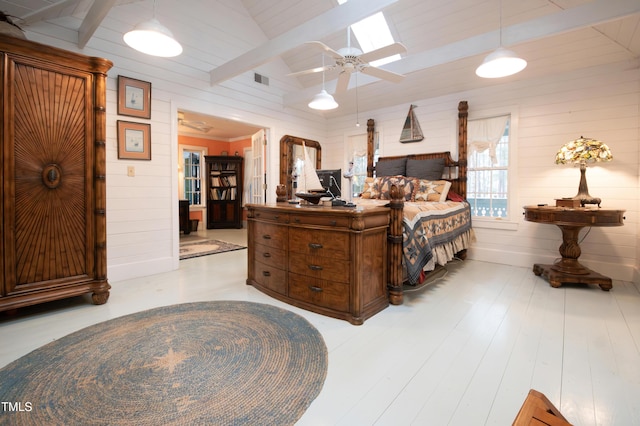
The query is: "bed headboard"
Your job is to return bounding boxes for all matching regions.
[366,101,468,199]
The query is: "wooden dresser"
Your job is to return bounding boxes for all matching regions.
[246,203,390,325]
[0,35,113,312]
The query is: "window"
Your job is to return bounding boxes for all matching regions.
[467,116,510,219]
[183,149,203,206]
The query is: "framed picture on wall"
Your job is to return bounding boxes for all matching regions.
[118,76,151,119]
[117,120,151,160]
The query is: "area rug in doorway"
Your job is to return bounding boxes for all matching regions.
[179,238,246,260]
[0,301,328,426]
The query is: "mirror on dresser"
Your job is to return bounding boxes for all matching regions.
[279,135,321,200]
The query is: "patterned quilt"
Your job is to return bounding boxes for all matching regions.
[355,199,473,284]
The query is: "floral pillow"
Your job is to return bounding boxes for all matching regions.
[378,176,417,201]
[413,179,452,202]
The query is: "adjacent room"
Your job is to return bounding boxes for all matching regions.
[1,0,639,425]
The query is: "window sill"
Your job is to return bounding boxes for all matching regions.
[472,218,519,231]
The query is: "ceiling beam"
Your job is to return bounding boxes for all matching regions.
[284,0,640,107]
[78,0,118,48]
[209,0,398,86]
[20,0,83,25]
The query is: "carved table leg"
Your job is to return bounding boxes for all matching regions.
[533,225,612,291]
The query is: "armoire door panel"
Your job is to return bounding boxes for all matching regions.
[11,61,93,288]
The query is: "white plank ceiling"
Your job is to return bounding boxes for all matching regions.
[2,0,639,130]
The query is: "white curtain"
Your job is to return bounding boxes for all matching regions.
[468,115,509,165]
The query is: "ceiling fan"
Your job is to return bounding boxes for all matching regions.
[288,28,407,94]
[178,112,213,133]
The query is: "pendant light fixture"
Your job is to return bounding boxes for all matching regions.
[308,54,338,110]
[124,0,183,57]
[475,0,526,78]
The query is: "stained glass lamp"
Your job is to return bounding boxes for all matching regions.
[555,136,612,207]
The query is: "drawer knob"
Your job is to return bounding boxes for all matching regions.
[262,271,271,277]
[330,220,337,226]
[294,218,300,223]
[308,264,323,271]
[262,234,271,240]
[309,286,323,293]
[262,252,271,258]
[308,243,323,249]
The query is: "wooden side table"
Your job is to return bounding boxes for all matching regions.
[523,206,624,291]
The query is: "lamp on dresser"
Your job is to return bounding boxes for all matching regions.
[555,136,612,207]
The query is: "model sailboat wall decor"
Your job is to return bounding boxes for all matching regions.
[399,104,424,143]
[295,142,328,204]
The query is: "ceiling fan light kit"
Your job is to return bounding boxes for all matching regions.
[475,47,527,78]
[308,89,339,110]
[295,27,407,109]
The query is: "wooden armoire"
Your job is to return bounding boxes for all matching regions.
[0,34,113,313]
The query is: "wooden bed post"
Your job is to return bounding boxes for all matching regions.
[367,118,375,177]
[387,185,405,305]
[457,101,468,197]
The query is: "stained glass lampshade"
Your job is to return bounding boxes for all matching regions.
[555,136,612,207]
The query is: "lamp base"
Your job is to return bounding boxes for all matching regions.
[573,163,601,208]
[572,195,601,208]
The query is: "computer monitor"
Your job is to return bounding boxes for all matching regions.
[316,169,341,199]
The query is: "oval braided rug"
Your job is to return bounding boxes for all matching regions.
[0,301,328,425]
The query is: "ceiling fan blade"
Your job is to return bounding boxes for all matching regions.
[287,65,333,77]
[358,42,407,63]
[305,41,344,60]
[181,121,212,133]
[361,66,405,83]
[334,71,351,94]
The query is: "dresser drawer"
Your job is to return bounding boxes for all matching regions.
[290,213,350,228]
[252,221,287,249]
[252,209,289,224]
[288,253,350,284]
[253,259,287,294]
[289,228,349,259]
[254,242,286,269]
[288,272,349,313]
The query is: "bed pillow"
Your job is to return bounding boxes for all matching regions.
[413,179,452,202]
[360,177,381,199]
[375,158,407,177]
[378,176,417,201]
[406,158,445,180]
[446,190,465,202]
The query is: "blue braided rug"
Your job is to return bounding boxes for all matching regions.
[0,301,327,425]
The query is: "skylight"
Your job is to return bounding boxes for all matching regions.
[336,1,401,67]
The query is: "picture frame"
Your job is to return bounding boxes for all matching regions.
[117,120,151,160]
[118,76,151,119]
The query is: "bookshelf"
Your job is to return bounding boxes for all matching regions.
[205,155,243,229]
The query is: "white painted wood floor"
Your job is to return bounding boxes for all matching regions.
[2,228,639,426]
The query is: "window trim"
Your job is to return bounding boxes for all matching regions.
[468,105,520,231]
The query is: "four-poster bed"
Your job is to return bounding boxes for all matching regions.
[357,100,471,305]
